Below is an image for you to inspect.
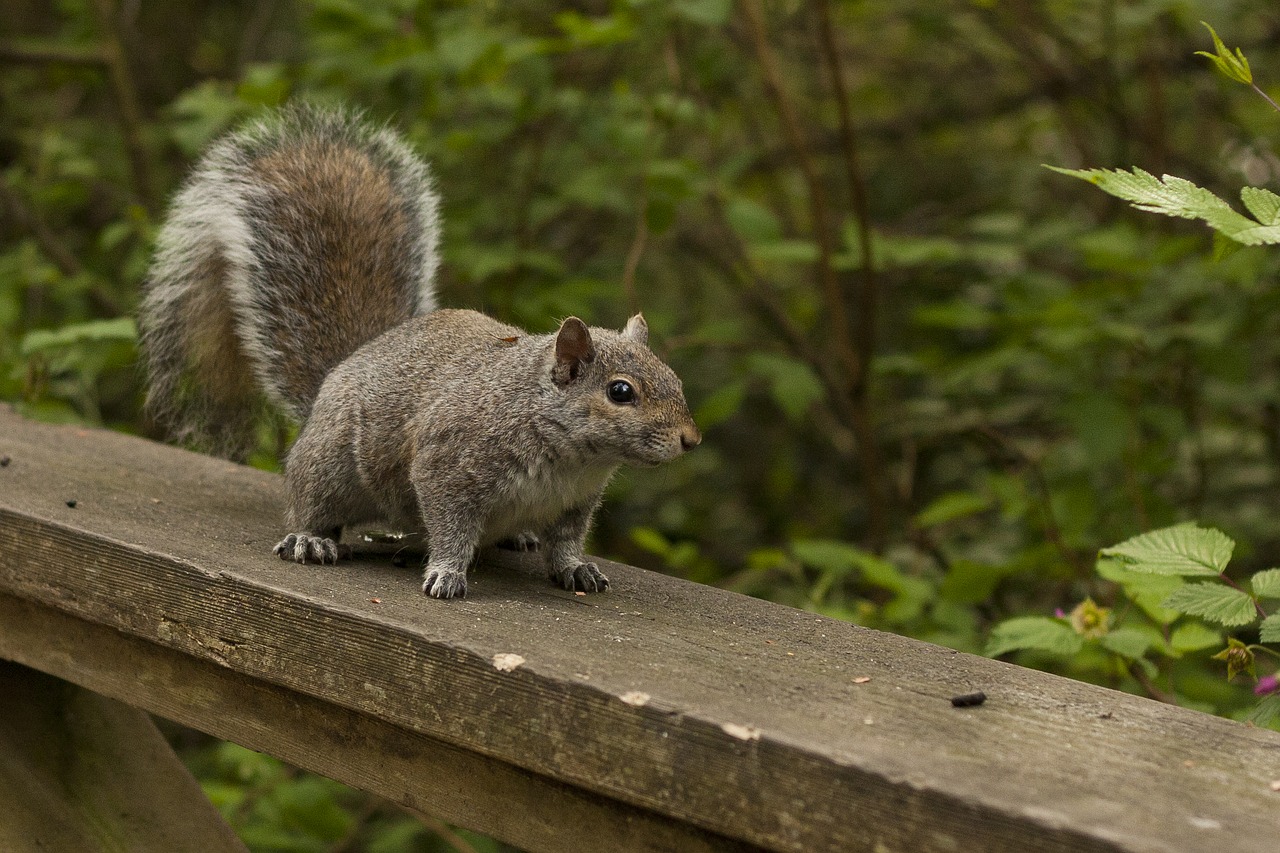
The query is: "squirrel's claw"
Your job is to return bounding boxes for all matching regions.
[274,533,339,565]
[423,567,468,599]
[551,561,609,593]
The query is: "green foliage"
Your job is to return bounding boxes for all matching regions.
[7,0,1280,845]
[1196,21,1252,85]
[991,523,1280,720]
[1047,168,1280,247]
[1100,522,1235,577]
[185,740,509,853]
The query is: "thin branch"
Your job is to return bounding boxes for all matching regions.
[1128,661,1178,705]
[0,40,108,66]
[89,0,157,212]
[621,192,648,317]
[1250,82,1280,114]
[738,0,890,548]
[814,0,879,368]
[974,424,1089,578]
[0,181,123,317]
[737,0,856,385]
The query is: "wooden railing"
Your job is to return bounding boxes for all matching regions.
[1,404,1278,852]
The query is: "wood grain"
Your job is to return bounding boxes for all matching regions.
[0,660,247,853]
[2,405,1279,852]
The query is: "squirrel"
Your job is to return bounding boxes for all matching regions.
[138,104,700,599]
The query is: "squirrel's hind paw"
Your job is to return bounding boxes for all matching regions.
[551,562,610,593]
[422,567,468,599]
[274,533,340,565]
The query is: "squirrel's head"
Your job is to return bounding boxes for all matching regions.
[551,314,701,467]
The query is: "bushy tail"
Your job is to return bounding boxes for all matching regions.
[139,104,440,459]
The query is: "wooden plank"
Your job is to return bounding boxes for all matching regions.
[0,660,247,853]
[0,594,753,853]
[1,404,1279,852]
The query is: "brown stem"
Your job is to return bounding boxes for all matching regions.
[738,0,887,548]
[0,40,108,66]
[738,0,853,381]
[0,181,122,317]
[1251,82,1280,114]
[621,195,648,317]
[814,0,878,358]
[1128,661,1178,705]
[975,424,1089,578]
[89,0,156,212]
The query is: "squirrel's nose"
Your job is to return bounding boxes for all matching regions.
[680,424,702,452]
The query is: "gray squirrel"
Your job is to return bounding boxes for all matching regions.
[138,104,700,599]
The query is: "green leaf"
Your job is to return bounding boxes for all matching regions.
[746,353,824,421]
[1195,21,1252,85]
[724,197,782,242]
[693,380,746,430]
[1170,622,1222,653]
[792,539,930,608]
[913,491,992,528]
[1240,187,1280,226]
[791,539,861,576]
[1046,166,1280,246]
[1097,557,1184,624]
[986,616,1084,658]
[1251,569,1280,599]
[630,527,671,559]
[1246,693,1280,728]
[1161,583,1257,627]
[1099,523,1234,577]
[1100,627,1153,661]
[746,238,820,265]
[20,317,137,356]
[938,559,1019,605]
[672,0,732,26]
[1260,614,1280,644]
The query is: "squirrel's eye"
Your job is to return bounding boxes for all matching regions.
[607,379,636,404]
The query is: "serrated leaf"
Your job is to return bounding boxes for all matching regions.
[913,491,992,528]
[1170,622,1222,653]
[1240,187,1280,226]
[1097,557,1184,624]
[1099,523,1234,577]
[1251,569,1280,599]
[1246,693,1280,728]
[1161,582,1257,627]
[1260,614,1280,644]
[1195,21,1252,85]
[1046,166,1280,247]
[1100,627,1153,660]
[985,617,1084,658]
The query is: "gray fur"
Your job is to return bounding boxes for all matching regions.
[139,104,440,455]
[139,107,700,598]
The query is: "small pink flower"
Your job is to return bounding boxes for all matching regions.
[1054,608,1066,619]
[1255,674,1279,696]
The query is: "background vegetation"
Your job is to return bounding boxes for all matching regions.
[4,1,1280,849]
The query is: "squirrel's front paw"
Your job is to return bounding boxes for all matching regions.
[422,566,468,599]
[274,533,339,564]
[550,561,609,593]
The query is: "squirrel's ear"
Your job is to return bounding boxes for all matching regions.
[622,313,648,345]
[554,317,596,383]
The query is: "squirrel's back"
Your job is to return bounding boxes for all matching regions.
[139,104,440,458]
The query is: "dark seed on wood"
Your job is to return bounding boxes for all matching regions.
[951,691,986,707]
[0,455,10,466]
[65,500,77,508]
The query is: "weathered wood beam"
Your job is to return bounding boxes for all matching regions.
[0,660,247,853]
[1,404,1278,852]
